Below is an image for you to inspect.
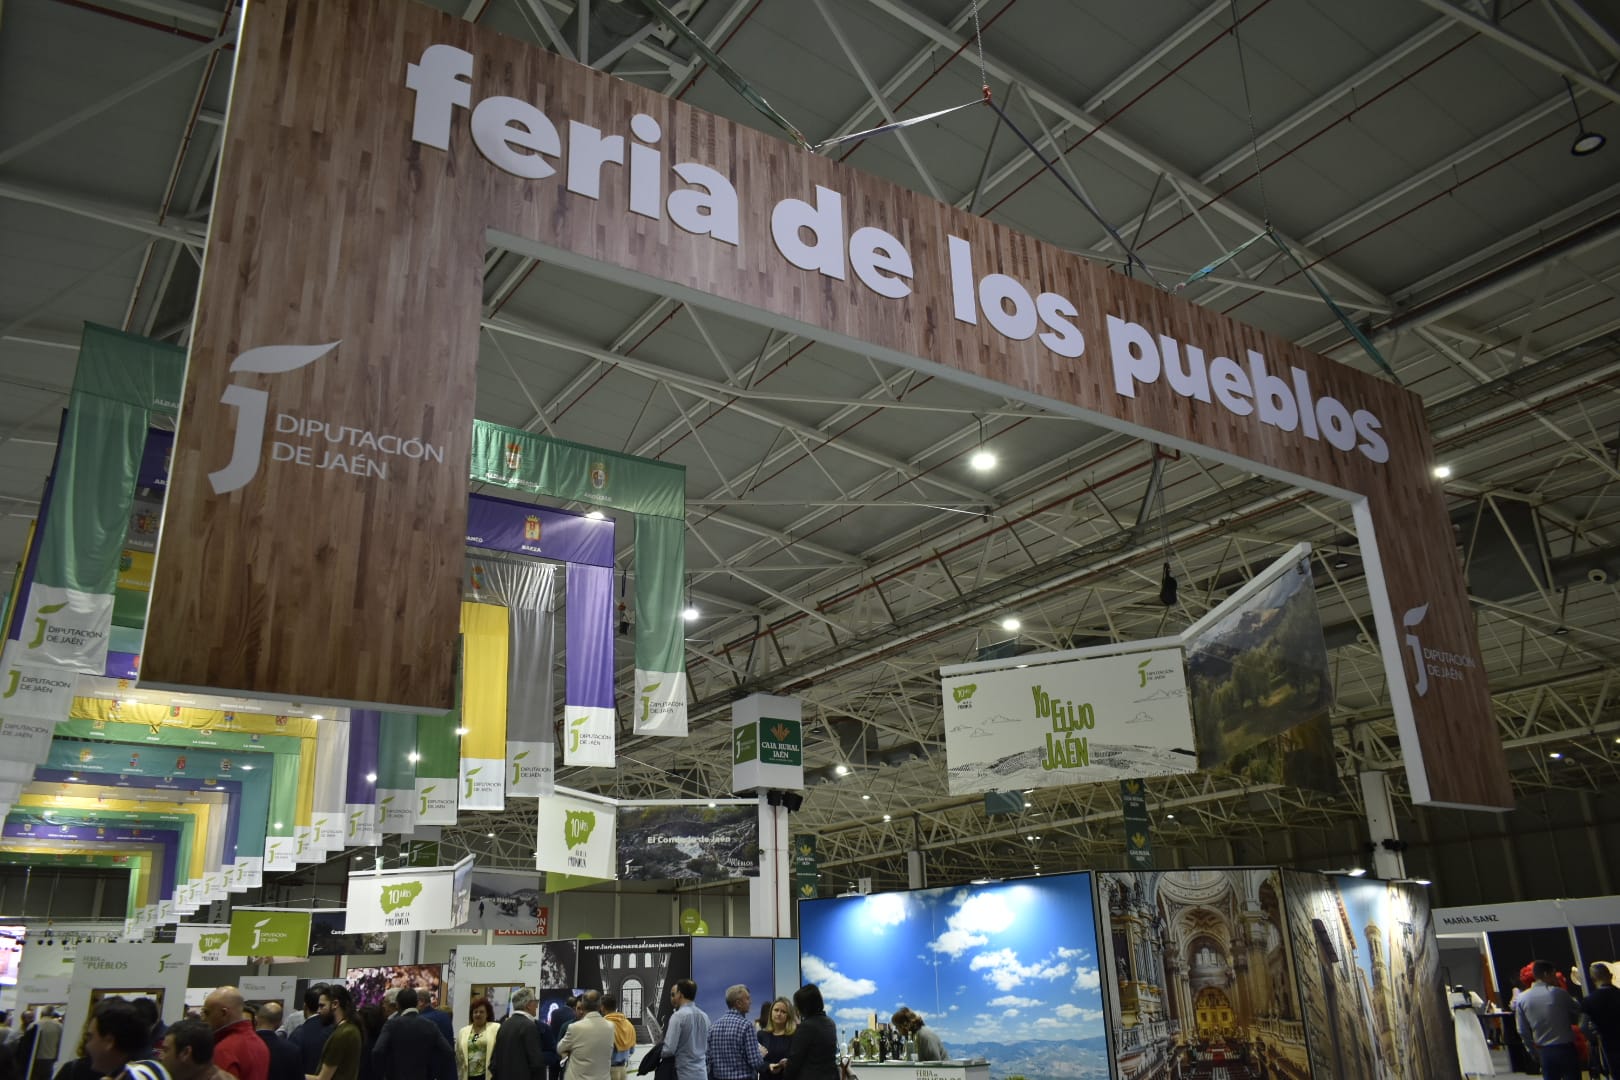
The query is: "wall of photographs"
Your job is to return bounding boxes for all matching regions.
[799,869,1456,1080]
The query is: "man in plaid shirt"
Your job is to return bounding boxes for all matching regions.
[706,987,764,1080]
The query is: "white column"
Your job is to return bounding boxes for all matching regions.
[1358,770,1407,879]
[749,795,791,936]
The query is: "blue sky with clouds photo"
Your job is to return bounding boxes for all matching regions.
[797,874,1106,1049]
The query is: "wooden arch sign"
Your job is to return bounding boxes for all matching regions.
[143,0,1510,809]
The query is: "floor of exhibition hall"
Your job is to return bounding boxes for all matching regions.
[3,3,1620,1080]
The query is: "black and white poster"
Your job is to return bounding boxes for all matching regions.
[575,935,690,1045]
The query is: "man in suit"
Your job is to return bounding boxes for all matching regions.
[490,990,549,1080]
[557,993,614,1080]
[372,988,455,1080]
[255,1004,305,1080]
[418,996,454,1046]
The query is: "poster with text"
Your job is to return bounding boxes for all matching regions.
[1282,871,1456,1080]
[941,648,1195,794]
[62,942,189,1052]
[617,803,759,881]
[576,936,689,1045]
[1097,870,1310,1080]
[308,909,387,956]
[798,874,1109,1080]
[1184,553,1333,770]
[345,865,460,933]
[535,792,616,878]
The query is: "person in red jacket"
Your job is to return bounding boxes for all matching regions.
[202,989,270,1080]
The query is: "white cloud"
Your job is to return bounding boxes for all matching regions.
[863,892,910,930]
[1072,966,1100,991]
[930,927,988,959]
[1056,946,1089,960]
[801,954,877,1001]
[1001,1008,1019,1018]
[968,948,1070,991]
[930,892,1017,958]
[835,1007,877,1023]
[988,995,1038,1008]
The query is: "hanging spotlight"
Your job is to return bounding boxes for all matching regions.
[969,415,996,471]
[586,510,606,520]
[682,605,700,622]
[1159,562,1178,606]
[1432,464,1452,479]
[1564,78,1607,156]
[1000,616,1021,632]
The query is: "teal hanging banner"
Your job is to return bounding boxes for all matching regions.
[470,422,688,738]
[10,326,183,679]
[1119,779,1153,869]
[376,713,419,835]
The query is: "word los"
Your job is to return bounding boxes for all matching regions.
[1032,684,1093,772]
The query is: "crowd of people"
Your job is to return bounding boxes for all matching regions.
[1512,960,1620,1080]
[0,979,941,1080]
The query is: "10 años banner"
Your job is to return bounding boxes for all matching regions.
[940,645,1196,794]
[346,856,475,933]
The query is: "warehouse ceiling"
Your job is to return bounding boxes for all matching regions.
[2,0,1619,895]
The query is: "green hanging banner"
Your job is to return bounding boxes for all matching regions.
[9,325,182,678]
[377,713,419,835]
[470,422,689,738]
[1119,779,1153,869]
[793,834,820,900]
[415,712,460,826]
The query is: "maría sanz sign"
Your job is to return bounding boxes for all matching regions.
[147,0,1507,808]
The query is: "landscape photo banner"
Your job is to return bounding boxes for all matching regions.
[1183,546,1333,770]
[939,645,1196,793]
[159,0,1505,808]
[617,802,759,881]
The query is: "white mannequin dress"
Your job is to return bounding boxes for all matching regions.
[1450,989,1495,1076]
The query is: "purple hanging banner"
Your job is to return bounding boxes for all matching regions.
[137,428,173,492]
[564,564,616,767]
[467,494,615,568]
[345,709,381,846]
[105,651,140,679]
[5,821,182,900]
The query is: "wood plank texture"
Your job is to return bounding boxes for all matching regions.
[142,0,1510,806]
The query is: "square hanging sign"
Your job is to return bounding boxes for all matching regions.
[731,694,802,791]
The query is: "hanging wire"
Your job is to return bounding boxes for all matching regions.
[968,0,991,98]
[987,99,1167,289]
[1227,0,1271,226]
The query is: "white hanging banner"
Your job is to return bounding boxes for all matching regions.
[174,923,239,965]
[561,707,615,768]
[939,644,1197,793]
[312,713,351,854]
[535,790,616,878]
[344,855,474,933]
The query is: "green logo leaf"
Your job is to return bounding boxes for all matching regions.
[952,683,978,704]
[199,932,229,954]
[1137,658,1152,688]
[381,881,424,913]
[569,715,587,753]
[564,809,596,849]
[420,784,437,813]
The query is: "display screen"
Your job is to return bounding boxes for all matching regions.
[344,964,444,1010]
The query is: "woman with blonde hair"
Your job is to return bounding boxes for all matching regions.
[456,996,500,1080]
[757,998,797,1076]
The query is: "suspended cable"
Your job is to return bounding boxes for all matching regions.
[1266,228,1402,384]
[812,98,986,153]
[1227,0,1271,226]
[633,0,813,150]
[986,99,1166,289]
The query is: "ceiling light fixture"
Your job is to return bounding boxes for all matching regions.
[1432,464,1452,480]
[1001,616,1021,632]
[835,764,850,776]
[1564,78,1607,156]
[882,814,891,822]
[969,415,996,472]
[455,727,470,736]
[861,793,871,800]
[1165,812,1175,819]
[1550,751,1563,759]
[274,821,284,830]
[365,772,377,783]
[487,832,496,839]
[407,751,421,763]
[682,605,700,621]
[1159,562,1178,607]
[586,510,606,520]
[1345,867,1368,877]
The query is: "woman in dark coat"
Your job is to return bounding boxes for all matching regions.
[784,986,839,1080]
